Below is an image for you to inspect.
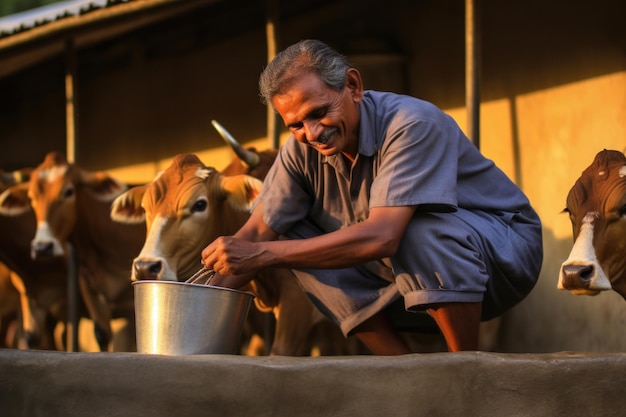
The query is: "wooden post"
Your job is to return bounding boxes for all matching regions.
[266,0,280,150]
[465,0,481,148]
[64,39,79,352]
[65,39,78,163]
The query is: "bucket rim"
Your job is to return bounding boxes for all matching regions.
[132,280,255,298]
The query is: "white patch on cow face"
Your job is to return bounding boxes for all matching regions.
[132,214,177,281]
[558,212,612,293]
[31,221,65,259]
[195,167,214,180]
[619,165,626,178]
[38,166,67,183]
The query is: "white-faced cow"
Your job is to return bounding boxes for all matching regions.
[0,170,73,350]
[2,152,146,351]
[559,149,626,299]
[110,151,354,356]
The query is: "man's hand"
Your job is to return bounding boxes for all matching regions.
[201,236,265,276]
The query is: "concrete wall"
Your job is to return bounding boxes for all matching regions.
[1,348,625,417]
[0,0,625,353]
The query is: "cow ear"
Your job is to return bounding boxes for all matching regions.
[0,183,31,216]
[78,169,129,202]
[111,185,147,224]
[220,175,263,211]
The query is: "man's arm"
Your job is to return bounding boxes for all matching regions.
[202,204,416,276]
[200,201,277,288]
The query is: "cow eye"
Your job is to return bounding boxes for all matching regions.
[63,186,75,199]
[191,199,207,213]
[619,204,626,217]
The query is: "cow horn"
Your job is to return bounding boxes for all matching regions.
[211,120,261,168]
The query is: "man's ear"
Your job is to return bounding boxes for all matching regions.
[346,68,364,102]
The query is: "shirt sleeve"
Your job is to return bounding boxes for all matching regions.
[256,138,312,235]
[369,110,461,212]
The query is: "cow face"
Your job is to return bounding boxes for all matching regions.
[558,149,626,299]
[111,153,263,282]
[24,152,128,261]
[28,154,77,259]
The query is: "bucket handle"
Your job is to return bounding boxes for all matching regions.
[185,267,216,285]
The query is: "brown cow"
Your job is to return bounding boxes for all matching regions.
[2,152,146,351]
[111,150,363,356]
[0,168,75,350]
[559,149,626,299]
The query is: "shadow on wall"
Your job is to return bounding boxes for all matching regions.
[497,225,626,353]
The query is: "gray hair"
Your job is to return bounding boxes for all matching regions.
[259,39,352,106]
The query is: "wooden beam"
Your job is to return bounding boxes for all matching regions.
[465,0,481,148]
[64,39,79,352]
[265,0,281,150]
[64,38,78,163]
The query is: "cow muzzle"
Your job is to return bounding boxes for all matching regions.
[31,241,56,260]
[31,223,65,260]
[133,259,164,281]
[132,256,179,282]
[558,261,612,295]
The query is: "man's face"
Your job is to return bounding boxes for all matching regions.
[272,71,362,158]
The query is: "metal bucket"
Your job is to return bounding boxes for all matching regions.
[133,280,254,355]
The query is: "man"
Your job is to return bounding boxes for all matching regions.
[202,39,543,354]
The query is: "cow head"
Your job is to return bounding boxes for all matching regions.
[558,149,626,299]
[0,152,129,261]
[111,153,263,282]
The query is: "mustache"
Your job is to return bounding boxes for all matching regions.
[309,128,338,146]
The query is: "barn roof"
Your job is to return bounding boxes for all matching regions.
[0,0,220,79]
[0,0,121,37]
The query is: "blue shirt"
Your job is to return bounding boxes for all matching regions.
[258,91,537,236]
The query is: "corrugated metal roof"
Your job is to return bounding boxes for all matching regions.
[0,0,130,38]
[0,0,216,79]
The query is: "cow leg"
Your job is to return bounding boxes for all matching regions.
[269,302,315,355]
[0,268,21,348]
[9,273,38,349]
[426,302,481,352]
[2,317,19,348]
[238,307,269,356]
[78,273,112,352]
[270,277,318,356]
[308,316,368,356]
[20,298,52,348]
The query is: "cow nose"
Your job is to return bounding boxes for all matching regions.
[31,241,55,260]
[561,264,595,288]
[134,260,163,280]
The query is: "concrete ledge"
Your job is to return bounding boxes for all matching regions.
[1,348,624,417]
